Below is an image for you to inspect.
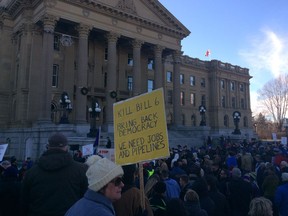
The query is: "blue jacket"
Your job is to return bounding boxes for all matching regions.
[274,182,288,216]
[65,189,115,216]
[164,178,181,200]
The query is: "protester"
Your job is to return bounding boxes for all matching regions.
[166,198,187,216]
[65,155,124,216]
[227,167,252,216]
[149,181,167,216]
[160,169,181,200]
[0,160,21,216]
[274,172,288,216]
[183,189,208,216]
[205,175,230,216]
[248,197,273,216]
[106,137,112,148]
[113,164,153,216]
[191,176,215,216]
[179,174,193,200]
[20,133,88,216]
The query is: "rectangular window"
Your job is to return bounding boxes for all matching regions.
[190,76,195,86]
[104,47,108,61]
[127,76,133,91]
[147,58,154,70]
[181,91,185,105]
[230,81,235,91]
[167,90,173,104]
[180,74,184,84]
[190,93,195,106]
[221,80,225,89]
[221,96,226,107]
[128,54,133,66]
[201,78,205,87]
[232,97,236,108]
[239,83,244,92]
[166,71,172,83]
[54,35,60,51]
[148,79,154,92]
[201,95,206,106]
[52,64,59,87]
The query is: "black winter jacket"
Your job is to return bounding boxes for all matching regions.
[20,149,88,216]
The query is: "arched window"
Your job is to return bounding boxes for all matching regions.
[224,115,229,127]
[191,114,196,126]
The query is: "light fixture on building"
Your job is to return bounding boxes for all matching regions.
[199,105,206,126]
[87,97,101,137]
[232,111,241,134]
[59,92,72,124]
[60,34,73,47]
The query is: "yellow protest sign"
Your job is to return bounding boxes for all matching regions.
[113,88,170,165]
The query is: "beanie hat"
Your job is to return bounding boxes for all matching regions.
[86,155,124,192]
[48,133,68,147]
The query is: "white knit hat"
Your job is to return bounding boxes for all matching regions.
[86,155,124,192]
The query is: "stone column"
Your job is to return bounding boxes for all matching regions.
[173,50,182,126]
[132,39,143,96]
[17,23,33,123]
[154,45,164,89]
[38,14,57,123]
[245,83,250,109]
[75,23,90,124]
[105,32,119,132]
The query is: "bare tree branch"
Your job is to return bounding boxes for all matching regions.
[258,74,288,131]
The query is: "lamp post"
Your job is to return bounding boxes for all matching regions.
[87,98,101,137]
[232,111,241,134]
[59,92,72,124]
[199,105,206,126]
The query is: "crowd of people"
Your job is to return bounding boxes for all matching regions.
[0,133,288,216]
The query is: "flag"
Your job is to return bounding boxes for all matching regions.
[205,49,211,57]
[93,126,101,148]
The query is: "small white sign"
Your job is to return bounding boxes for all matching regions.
[0,144,8,161]
[82,144,94,157]
[97,148,115,162]
[272,133,277,141]
[281,137,287,146]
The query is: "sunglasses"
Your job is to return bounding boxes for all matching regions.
[110,177,123,186]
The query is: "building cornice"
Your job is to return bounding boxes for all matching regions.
[70,0,190,39]
[2,0,190,40]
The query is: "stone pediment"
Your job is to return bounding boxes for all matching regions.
[82,0,190,39]
[2,0,190,39]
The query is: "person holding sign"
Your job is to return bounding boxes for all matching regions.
[113,164,153,216]
[65,155,124,216]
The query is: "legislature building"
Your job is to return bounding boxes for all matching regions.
[0,0,254,159]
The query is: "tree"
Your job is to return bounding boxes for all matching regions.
[258,74,288,132]
[253,113,277,139]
